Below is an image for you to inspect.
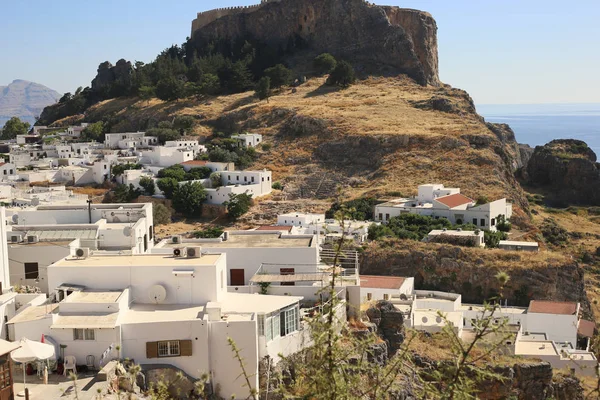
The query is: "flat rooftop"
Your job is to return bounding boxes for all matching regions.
[162,233,313,248]
[515,340,557,356]
[429,230,480,237]
[65,290,123,304]
[52,253,222,267]
[499,241,539,247]
[121,304,206,324]
[52,313,119,329]
[7,304,58,324]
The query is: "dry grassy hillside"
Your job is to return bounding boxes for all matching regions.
[58,76,527,213]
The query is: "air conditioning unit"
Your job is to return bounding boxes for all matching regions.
[10,235,21,243]
[171,235,182,244]
[173,248,186,257]
[27,235,39,244]
[186,246,202,258]
[75,248,90,258]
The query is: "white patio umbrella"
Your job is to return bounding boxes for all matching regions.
[11,338,55,396]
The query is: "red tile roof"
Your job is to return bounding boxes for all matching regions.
[578,319,595,338]
[435,193,474,208]
[528,300,578,315]
[256,225,293,232]
[0,163,5,167]
[180,160,208,166]
[360,275,406,290]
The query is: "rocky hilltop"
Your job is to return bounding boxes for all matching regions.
[0,79,60,126]
[525,139,600,206]
[191,0,439,86]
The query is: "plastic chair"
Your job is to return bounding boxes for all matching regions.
[63,355,77,376]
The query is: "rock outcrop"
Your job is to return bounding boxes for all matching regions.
[361,241,586,307]
[525,139,600,206]
[365,300,405,355]
[91,59,133,94]
[191,0,439,86]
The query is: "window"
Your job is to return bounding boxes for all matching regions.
[149,225,153,240]
[236,176,239,181]
[73,328,95,341]
[280,306,299,336]
[251,177,255,182]
[158,340,180,357]
[244,176,247,182]
[104,165,107,170]
[385,213,390,221]
[383,294,389,300]
[24,262,39,279]
[228,175,231,180]
[0,355,11,390]
[267,177,270,181]
[230,269,245,286]
[480,219,485,227]
[280,268,295,286]
[257,314,265,336]
[473,218,477,225]
[262,177,264,182]
[378,213,383,221]
[491,218,496,226]
[367,293,372,301]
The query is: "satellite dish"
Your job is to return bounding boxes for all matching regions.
[149,285,167,304]
[123,227,132,236]
[11,214,18,223]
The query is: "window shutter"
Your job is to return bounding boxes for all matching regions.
[146,342,158,359]
[180,340,193,356]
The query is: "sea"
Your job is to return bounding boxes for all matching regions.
[477,103,600,156]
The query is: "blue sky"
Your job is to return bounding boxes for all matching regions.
[1,0,598,104]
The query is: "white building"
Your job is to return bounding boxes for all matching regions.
[425,229,485,247]
[231,133,263,148]
[104,132,157,149]
[205,170,272,205]
[498,241,539,252]
[5,203,155,293]
[277,213,325,227]
[179,160,234,172]
[154,231,319,286]
[0,162,16,181]
[349,274,597,375]
[8,251,311,398]
[164,140,206,156]
[139,146,194,168]
[375,184,513,231]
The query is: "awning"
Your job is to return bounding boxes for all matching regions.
[250,273,328,283]
[0,339,20,356]
[578,319,596,338]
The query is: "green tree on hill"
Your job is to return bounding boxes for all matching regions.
[156,177,179,199]
[80,121,104,142]
[264,64,293,88]
[256,76,271,102]
[172,181,207,216]
[156,77,185,101]
[1,117,30,139]
[314,53,337,75]
[327,60,356,88]
[224,192,253,220]
[138,176,156,196]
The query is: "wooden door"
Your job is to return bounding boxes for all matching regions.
[0,355,13,400]
[230,269,245,286]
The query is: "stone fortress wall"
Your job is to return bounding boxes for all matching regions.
[191,0,282,35]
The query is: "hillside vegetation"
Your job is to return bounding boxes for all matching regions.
[51,76,529,216]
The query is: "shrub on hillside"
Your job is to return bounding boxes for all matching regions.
[264,64,293,88]
[156,77,185,101]
[313,53,337,75]
[326,197,379,221]
[153,203,172,225]
[484,230,508,248]
[541,218,569,246]
[271,181,283,190]
[138,176,156,196]
[224,192,253,220]
[156,178,179,199]
[193,227,224,238]
[326,61,356,88]
[172,182,206,216]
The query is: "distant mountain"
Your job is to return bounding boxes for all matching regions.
[0,79,61,127]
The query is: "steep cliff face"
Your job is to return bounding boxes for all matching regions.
[526,139,600,206]
[361,241,587,307]
[191,0,439,86]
